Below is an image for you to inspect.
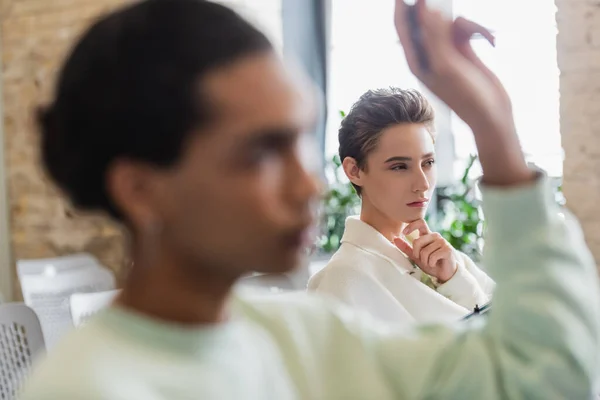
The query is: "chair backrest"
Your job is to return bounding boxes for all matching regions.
[70,289,120,328]
[17,253,116,349]
[0,303,45,400]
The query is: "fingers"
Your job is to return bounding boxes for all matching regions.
[418,5,457,83]
[394,0,420,74]
[420,6,453,58]
[403,219,431,237]
[415,234,445,266]
[394,2,499,98]
[453,17,494,47]
[395,0,446,78]
[397,231,456,283]
[453,17,508,103]
[393,237,415,260]
[411,232,439,258]
[429,247,452,268]
[429,248,457,283]
[421,243,441,267]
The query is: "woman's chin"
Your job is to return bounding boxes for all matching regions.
[402,207,428,220]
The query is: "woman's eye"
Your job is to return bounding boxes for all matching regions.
[424,159,436,167]
[391,164,408,171]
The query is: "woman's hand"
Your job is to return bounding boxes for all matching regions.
[394,219,458,284]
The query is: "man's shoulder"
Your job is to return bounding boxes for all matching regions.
[236,290,344,331]
[235,290,387,339]
[234,290,397,373]
[236,290,331,318]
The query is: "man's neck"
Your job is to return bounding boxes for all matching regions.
[117,254,237,326]
[359,201,406,243]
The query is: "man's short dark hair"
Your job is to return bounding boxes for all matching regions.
[338,88,435,195]
[38,0,272,220]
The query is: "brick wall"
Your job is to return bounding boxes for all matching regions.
[0,0,282,295]
[556,0,600,264]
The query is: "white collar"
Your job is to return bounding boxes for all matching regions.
[341,216,414,274]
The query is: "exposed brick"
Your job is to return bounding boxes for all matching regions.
[558,48,600,72]
[558,0,600,265]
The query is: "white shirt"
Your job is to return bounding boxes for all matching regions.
[308,217,495,325]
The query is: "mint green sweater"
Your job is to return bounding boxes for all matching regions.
[20,177,600,399]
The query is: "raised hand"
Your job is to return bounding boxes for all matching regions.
[393,219,458,284]
[394,0,534,186]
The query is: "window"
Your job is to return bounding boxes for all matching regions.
[326,0,420,156]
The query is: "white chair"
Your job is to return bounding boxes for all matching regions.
[17,253,116,349]
[0,303,45,400]
[70,289,120,328]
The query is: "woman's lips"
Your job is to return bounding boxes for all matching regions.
[407,200,429,208]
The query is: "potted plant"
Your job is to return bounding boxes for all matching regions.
[429,154,484,261]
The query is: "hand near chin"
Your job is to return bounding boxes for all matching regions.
[394,219,458,284]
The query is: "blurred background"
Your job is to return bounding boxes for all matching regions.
[0,0,597,303]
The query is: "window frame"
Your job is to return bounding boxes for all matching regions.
[0,32,13,302]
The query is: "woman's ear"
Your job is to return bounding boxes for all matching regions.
[342,157,363,189]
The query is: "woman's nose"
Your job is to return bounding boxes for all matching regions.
[413,168,430,192]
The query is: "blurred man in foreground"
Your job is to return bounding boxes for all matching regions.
[20,0,600,398]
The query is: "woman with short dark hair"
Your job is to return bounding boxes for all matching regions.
[308,88,494,325]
